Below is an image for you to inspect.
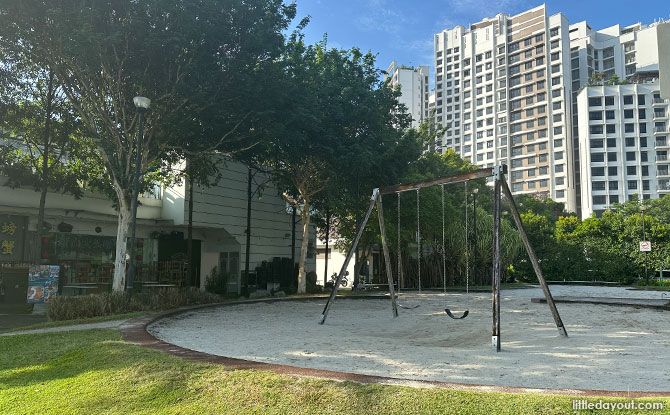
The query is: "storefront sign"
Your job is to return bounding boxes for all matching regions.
[0,215,26,261]
[27,265,59,303]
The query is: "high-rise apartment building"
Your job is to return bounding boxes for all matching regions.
[577,83,668,219]
[567,21,666,213]
[432,4,670,215]
[386,61,430,129]
[433,5,576,211]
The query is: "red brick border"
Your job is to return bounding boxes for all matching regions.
[119,296,670,398]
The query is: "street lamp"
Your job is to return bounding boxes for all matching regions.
[472,187,479,285]
[127,96,150,295]
[640,204,649,286]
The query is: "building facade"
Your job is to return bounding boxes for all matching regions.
[433,5,576,210]
[432,4,670,215]
[578,83,670,218]
[0,158,315,301]
[386,61,430,129]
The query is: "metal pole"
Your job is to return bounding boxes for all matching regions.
[643,210,648,286]
[500,176,568,337]
[376,193,398,318]
[291,206,296,267]
[244,167,252,293]
[320,189,379,324]
[492,175,501,352]
[472,190,477,286]
[416,189,421,293]
[324,208,330,287]
[126,108,145,295]
[354,170,360,289]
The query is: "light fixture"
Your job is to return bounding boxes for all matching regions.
[640,205,647,212]
[473,187,479,194]
[133,96,151,110]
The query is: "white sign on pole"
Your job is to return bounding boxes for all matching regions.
[640,241,652,252]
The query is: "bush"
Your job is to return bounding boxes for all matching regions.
[636,278,670,287]
[48,288,223,321]
[306,271,322,293]
[205,266,229,296]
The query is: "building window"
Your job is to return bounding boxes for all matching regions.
[589,97,602,107]
[593,195,607,204]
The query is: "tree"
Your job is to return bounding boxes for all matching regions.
[264,36,416,293]
[0,49,99,261]
[1,0,297,291]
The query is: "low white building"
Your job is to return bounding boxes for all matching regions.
[0,158,315,298]
[315,238,355,287]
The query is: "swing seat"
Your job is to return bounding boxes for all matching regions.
[444,308,469,319]
[394,296,421,309]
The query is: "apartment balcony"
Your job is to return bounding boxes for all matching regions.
[654,111,668,120]
[656,139,670,149]
[654,126,668,134]
[653,98,668,105]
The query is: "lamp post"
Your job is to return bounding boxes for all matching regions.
[472,187,478,286]
[127,96,150,295]
[640,204,648,286]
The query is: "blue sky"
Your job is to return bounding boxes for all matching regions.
[295,0,670,72]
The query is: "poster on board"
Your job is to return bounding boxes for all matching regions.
[27,265,59,303]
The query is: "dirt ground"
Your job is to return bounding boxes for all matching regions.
[149,285,670,392]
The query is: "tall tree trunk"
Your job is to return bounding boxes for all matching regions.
[297,200,310,294]
[34,70,55,262]
[244,167,252,293]
[112,201,131,291]
[187,174,194,286]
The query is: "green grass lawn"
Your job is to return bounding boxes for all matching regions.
[1,329,668,414]
[6,312,146,333]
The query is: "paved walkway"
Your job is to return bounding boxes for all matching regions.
[0,319,128,337]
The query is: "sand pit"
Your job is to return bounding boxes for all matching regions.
[148,285,670,392]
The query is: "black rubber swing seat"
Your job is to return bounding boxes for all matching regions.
[397,303,421,310]
[444,308,469,319]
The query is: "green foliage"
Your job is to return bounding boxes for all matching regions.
[510,195,670,283]
[205,267,229,296]
[47,289,223,321]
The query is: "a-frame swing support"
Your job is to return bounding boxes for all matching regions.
[319,165,568,351]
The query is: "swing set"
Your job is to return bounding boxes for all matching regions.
[318,165,568,352]
[393,181,470,316]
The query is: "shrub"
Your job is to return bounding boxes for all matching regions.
[306,271,322,293]
[48,288,223,321]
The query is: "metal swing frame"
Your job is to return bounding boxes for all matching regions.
[318,164,568,352]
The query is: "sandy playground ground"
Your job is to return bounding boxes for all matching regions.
[148,285,670,392]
